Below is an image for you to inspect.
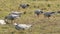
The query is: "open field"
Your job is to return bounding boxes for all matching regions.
[0,0,60,34]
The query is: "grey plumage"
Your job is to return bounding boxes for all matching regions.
[20,4,29,9]
[10,11,22,17]
[44,12,55,18]
[34,9,43,17]
[4,11,22,24]
[4,14,19,24]
[13,23,32,30]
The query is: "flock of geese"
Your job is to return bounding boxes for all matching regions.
[0,3,60,31]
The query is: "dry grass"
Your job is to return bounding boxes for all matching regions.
[0,0,60,34]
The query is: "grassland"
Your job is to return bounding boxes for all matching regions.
[0,0,60,34]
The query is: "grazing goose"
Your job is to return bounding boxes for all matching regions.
[13,23,32,30]
[20,4,29,9]
[44,11,55,18]
[34,9,43,17]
